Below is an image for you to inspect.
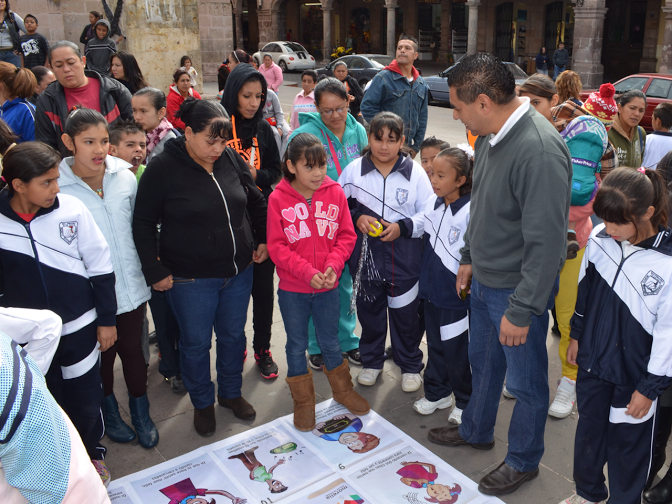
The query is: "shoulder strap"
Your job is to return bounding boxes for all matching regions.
[321,129,342,176]
[639,127,644,157]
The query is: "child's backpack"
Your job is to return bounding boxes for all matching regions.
[560,115,609,206]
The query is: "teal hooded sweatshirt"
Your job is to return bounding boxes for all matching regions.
[289,111,368,354]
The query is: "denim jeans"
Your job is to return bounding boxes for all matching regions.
[278,288,343,377]
[553,65,566,81]
[458,277,558,472]
[0,50,21,67]
[149,289,181,379]
[166,266,253,409]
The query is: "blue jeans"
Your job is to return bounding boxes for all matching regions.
[0,50,21,67]
[458,277,558,472]
[278,288,343,377]
[166,266,253,409]
[553,65,566,81]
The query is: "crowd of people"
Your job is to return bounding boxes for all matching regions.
[0,15,670,504]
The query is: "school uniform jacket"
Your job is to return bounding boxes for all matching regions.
[570,224,672,400]
[419,194,471,310]
[339,152,434,282]
[0,192,117,334]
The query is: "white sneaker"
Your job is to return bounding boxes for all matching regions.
[401,373,423,392]
[502,385,515,399]
[559,494,605,504]
[549,376,577,418]
[413,396,453,415]
[358,368,382,386]
[448,407,463,425]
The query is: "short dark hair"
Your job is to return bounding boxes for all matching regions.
[446,52,516,106]
[419,136,450,154]
[301,69,318,83]
[29,65,53,86]
[180,55,192,67]
[314,77,348,106]
[173,68,190,83]
[281,133,326,181]
[653,103,672,130]
[47,40,82,64]
[1,142,61,196]
[109,118,145,145]
[24,14,37,24]
[176,98,231,139]
[397,34,419,52]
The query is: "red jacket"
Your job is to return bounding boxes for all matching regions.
[268,177,356,293]
[166,85,202,130]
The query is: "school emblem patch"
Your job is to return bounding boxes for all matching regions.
[448,226,461,245]
[641,270,665,296]
[59,221,78,245]
[395,188,409,205]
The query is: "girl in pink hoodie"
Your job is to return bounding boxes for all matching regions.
[268,133,369,432]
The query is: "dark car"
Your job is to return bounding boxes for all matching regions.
[581,74,672,132]
[425,61,529,106]
[316,54,394,88]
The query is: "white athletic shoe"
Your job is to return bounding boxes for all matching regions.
[401,373,423,392]
[448,407,463,425]
[559,494,606,504]
[413,396,453,415]
[502,385,515,399]
[549,376,577,418]
[358,368,382,386]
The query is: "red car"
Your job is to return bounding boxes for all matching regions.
[581,74,672,132]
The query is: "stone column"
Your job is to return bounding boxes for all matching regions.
[572,0,608,88]
[322,7,332,64]
[660,6,672,74]
[387,6,396,57]
[466,0,480,55]
[235,10,244,49]
[438,0,452,63]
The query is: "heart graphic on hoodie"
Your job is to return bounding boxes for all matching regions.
[281,207,297,223]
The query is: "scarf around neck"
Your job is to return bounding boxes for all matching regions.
[146,117,174,155]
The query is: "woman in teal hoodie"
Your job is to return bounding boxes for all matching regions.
[289,77,368,368]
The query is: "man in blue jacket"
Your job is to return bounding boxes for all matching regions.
[552,42,569,81]
[360,35,429,159]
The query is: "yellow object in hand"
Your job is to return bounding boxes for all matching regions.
[368,221,383,237]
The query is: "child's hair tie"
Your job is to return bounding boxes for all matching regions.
[638,167,646,173]
[456,143,475,160]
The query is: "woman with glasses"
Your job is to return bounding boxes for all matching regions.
[288,76,368,371]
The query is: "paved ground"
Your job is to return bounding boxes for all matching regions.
[107,74,670,503]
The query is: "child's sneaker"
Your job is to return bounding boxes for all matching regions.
[165,375,186,394]
[308,354,324,371]
[401,373,423,392]
[548,376,577,418]
[559,494,605,504]
[255,348,279,379]
[413,396,453,415]
[358,368,382,386]
[502,385,515,399]
[343,348,362,365]
[567,231,580,260]
[92,459,111,487]
[448,407,463,425]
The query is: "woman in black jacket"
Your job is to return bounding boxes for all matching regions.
[221,63,282,380]
[80,11,102,46]
[132,98,268,437]
[332,61,364,124]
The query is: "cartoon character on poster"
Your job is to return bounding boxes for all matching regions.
[397,462,462,504]
[312,413,380,453]
[228,446,288,494]
[159,478,248,504]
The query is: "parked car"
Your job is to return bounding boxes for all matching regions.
[316,54,394,89]
[424,61,529,106]
[581,74,672,131]
[253,42,316,72]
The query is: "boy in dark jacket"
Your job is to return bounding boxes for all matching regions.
[84,19,116,76]
[552,42,569,81]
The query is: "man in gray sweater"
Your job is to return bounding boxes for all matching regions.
[427,53,572,496]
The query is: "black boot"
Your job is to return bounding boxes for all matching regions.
[645,467,672,504]
[129,393,159,448]
[647,407,672,490]
[103,393,135,443]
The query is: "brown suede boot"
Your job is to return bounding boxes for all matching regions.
[286,370,316,432]
[325,359,370,415]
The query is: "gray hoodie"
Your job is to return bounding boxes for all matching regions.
[84,19,116,76]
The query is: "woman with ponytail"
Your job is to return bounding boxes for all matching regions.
[0,61,36,142]
[132,98,268,437]
[563,167,672,504]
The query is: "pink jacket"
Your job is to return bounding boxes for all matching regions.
[268,177,356,293]
[289,90,317,132]
[259,62,283,92]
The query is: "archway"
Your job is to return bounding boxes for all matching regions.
[544,0,563,59]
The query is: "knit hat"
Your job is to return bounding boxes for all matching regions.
[583,83,618,130]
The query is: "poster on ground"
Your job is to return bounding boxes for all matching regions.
[283,477,368,504]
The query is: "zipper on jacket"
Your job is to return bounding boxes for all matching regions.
[210,172,238,275]
[427,205,449,305]
[24,222,50,308]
